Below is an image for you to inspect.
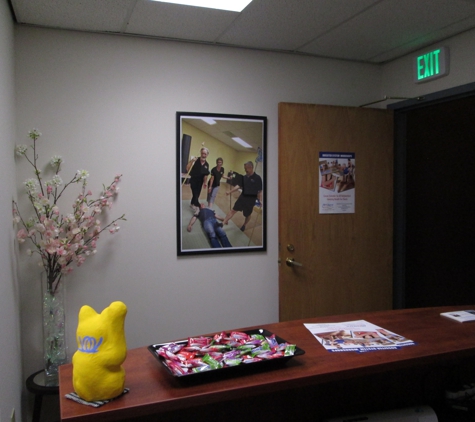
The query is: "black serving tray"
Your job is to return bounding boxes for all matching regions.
[148,328,305,380]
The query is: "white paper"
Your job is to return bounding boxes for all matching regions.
[440,310,475,323]
[304,320,415,353]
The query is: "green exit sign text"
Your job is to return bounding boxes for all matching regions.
[414,47,449,83]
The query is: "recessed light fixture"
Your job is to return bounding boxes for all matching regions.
[150,0,253,12]
[232,137,252,148]
[201,118,217,125]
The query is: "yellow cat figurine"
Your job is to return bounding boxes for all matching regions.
[72,301,127,401]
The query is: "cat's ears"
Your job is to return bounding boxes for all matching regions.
[78,301,127,320]
[104,301,128,319]
[78,304,98,320]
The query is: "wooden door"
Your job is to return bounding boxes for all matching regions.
[278,103,394,321]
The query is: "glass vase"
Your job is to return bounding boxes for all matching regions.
[41,272,67,386]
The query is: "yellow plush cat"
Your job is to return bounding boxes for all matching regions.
[72,301,127,401]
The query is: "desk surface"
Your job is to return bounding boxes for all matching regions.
[59,306,475,422]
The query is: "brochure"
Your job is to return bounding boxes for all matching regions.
[304,320,415,353]
[440,310,475,323]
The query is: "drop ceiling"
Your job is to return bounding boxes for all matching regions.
[9,0,475,64]
[182,116,264,152]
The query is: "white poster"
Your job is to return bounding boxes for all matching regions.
[319,152,355,214]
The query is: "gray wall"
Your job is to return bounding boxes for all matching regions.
[383,29,475,99]
[13,26,383,385]
[0,2,22,422]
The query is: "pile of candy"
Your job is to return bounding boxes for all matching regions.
[156,331,297,376]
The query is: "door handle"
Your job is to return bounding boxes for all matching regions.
[286,257,303,267]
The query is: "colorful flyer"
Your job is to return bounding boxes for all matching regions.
[304,320,415,353]
[319,152,355,214]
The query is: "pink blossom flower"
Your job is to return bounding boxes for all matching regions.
[17,229,28,243]
[13,129,126,289]
[109,224,120,234]
[46,244,57,255]
[76,255,86,266]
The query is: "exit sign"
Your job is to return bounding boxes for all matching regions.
[414,47,449,83]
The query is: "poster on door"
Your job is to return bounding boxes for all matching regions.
[319,152,355,214]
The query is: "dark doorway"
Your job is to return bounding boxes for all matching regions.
[392,84,475,308]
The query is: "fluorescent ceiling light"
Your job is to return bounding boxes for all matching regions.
[150,0,253,12]
[232,137,252,148]
[201,118,217,125]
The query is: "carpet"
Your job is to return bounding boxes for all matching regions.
[180,201,258,251]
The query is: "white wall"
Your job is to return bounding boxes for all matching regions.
[382,28,475,100]
[0,1,23,422]
[14,26,383,383]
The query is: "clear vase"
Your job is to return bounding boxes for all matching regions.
[42,272,67,386]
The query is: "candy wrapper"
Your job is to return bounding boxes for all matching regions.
[148,329,305,379]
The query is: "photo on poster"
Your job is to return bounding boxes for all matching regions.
[177,112,267,256]
[319,152,355,214]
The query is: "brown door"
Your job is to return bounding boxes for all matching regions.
[278,103,394,321]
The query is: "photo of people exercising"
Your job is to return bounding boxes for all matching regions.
[319,158,355,193]
[179,116,265,253]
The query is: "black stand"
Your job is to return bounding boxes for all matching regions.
[26,370,59,422]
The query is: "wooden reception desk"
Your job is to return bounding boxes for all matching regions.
[59,306,475,421]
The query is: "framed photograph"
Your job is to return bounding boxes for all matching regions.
[177,112,267,256]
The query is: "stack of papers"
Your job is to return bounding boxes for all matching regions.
[304,320,415,353]
[440,310,475,323]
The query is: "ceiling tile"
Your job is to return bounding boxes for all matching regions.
[126,1,239,41]
[217,0,380,51]
[370,14,475,63]
[11,0,135,32]
[184,118,263,152]
[298,0,475,63]
[10,0,475,64]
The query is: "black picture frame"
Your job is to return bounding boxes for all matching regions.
[177,112,267,256]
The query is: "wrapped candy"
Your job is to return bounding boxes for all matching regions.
[166,360,189,376]
[156,330,297,376]
[266,334,279,350]
[284,344,296,356]
[230,331,249,342]
[188,336,212,347]
[202,354,222,370]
